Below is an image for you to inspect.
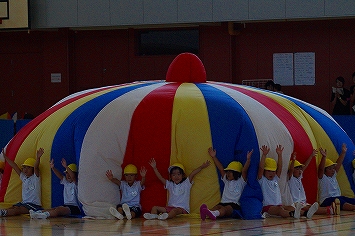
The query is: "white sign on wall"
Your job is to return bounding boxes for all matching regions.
[273,52,315,86]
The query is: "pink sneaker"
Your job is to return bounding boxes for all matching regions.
[201,208,216,220]
[200,204,208,220]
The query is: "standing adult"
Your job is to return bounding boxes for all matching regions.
[349,72,355,115]
[331,76,350,115]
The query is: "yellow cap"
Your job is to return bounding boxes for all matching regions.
[0,161,4,170]
[352,159,355,169]
[264,158,277,171]
[124,164,138,174]
[224,161,243,172]
[324,158,336,168]
[22,158,36,167]
[289,160,303,169]
[66,163,77,172]
[168,163,185,173]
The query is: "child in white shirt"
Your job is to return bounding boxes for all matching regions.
[258,145,303,218]
[200,147,252,220]
[1,148,44,217]
[106,164,146,220]
[144,158,210,220]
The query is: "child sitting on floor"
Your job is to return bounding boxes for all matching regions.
[200,147,252,220]
[106,164,146,220]
[318,143,355,213]
[144,158,210,220]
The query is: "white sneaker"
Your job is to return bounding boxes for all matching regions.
[109,207,124,220]
[306,202,318,219]
[158,213,169,220]
[293,202,302,219]
[143,213,158,220]
[122,204,132,220]
[29,210,37,219]
[35,211,49,219]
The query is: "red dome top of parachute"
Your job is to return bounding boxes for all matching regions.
[166,53,206,83]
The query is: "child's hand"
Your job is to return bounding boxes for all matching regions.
[61,158,67,168]
[291,152,296,161]
[140,166,147,177]
[341,143,347,154]
[311,149,318,157]
[276,145,284,155]
[36,148,44,159]
[50,159,54,169]
[1,148,7,160]
[260,145,270,155]
[208,147,216,158]
[201,160,211,169]
[247,149,254,160]
[319,147,327,157]
[106,170,114,180]
[149,158,157,169]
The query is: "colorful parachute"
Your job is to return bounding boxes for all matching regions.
[1,53,355,219]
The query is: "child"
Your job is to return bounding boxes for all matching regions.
[1,147,44,217]
[144,158,210,220]
[288,151,331,217]
[258,144,304,218]
[106,164,146,220]
[318,143,355,213]
[29,158,81,219]
[199,147,252,220]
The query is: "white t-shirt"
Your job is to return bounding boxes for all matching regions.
[288,174,307,204]
[258,175,282,206]
[20,172,41,206]
[61,177,79,206]
[165,177,193,213]
[220,174,246,205]
[120,181,144,208]
[318,172,341,204]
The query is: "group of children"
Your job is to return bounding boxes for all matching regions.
[108,143,355,221]
[1,148,81,219]
[1,143,355,221]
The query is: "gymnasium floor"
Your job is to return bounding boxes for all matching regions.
[1,211,355,235]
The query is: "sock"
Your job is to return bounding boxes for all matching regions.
[327,206,333,215]
[211,210,220,217]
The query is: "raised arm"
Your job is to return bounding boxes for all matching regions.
[276,145,284,178]
[140,166,147,186]
[242,149,253,181]
[149,158,166,185]
[318,148,327,179]
[258,145,270,179]
[288,152,296,180]
[208,147,225,177]
[50,159,64,180]
[335,143,347,172]
[2,148,21,176]
[62,159,77,183]
[106,169,121,186]
[34,147,44,177]
[188,160,211,182]
[302,149,317,171]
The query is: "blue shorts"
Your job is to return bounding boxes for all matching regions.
[63,205,81,215]
[13,202,43,211]
[116,204,142,217]
[320,196,355,209]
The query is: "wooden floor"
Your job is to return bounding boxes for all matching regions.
[1,211,355,235]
